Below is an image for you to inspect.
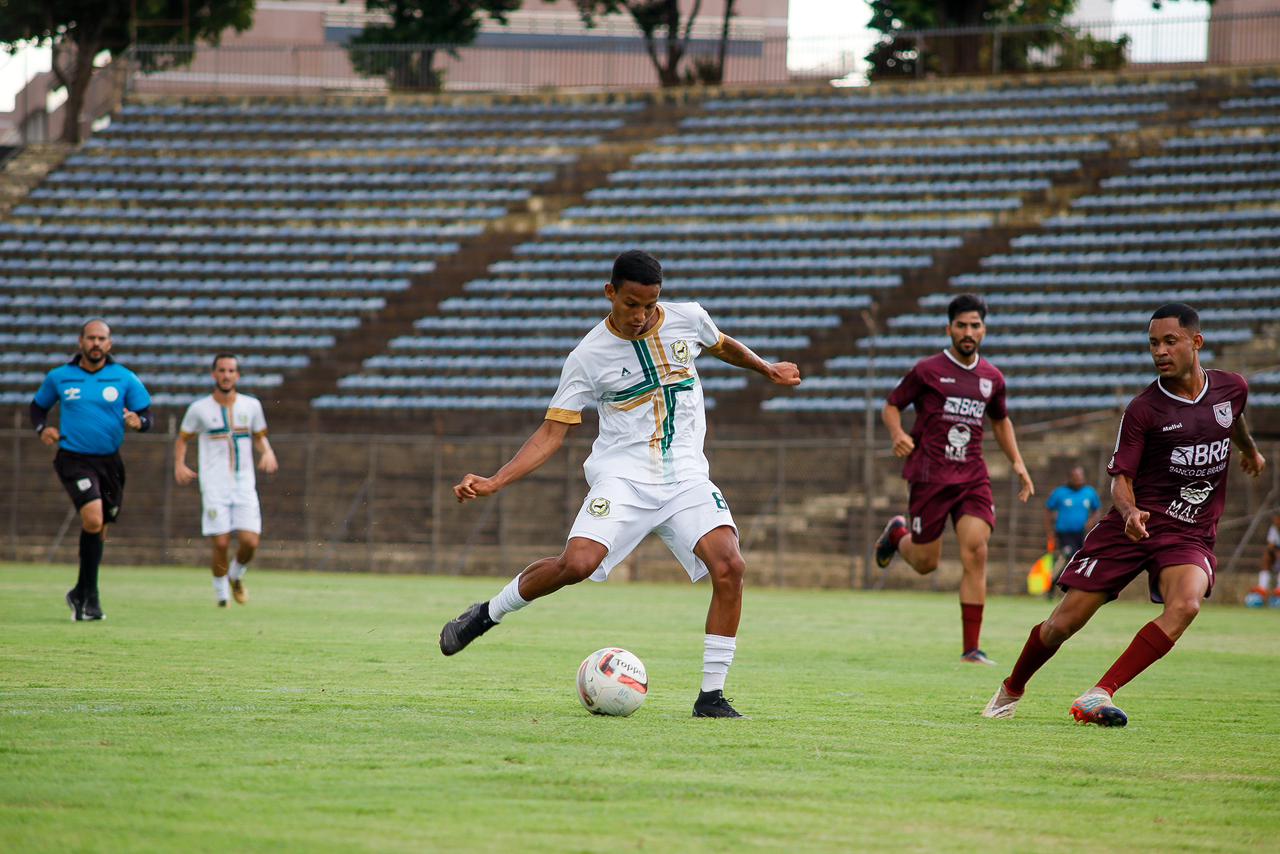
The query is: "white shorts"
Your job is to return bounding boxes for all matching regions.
[569,477,737,583]
[201,490,262,537]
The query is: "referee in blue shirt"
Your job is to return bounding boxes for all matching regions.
[1043,465,1101,597]
[30,320,153,621]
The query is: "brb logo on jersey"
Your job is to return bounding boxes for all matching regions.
[1167,480,1214,524]
[1169,438,1230,471]
[943,397,986,419]
[945,424,971,462]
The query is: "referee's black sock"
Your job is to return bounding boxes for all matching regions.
[77,530,104,595]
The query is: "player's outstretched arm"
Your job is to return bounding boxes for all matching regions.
[708,335,800,386]
[254,432,279,474]
[991,417,1034,502]
[454,419,574,503]
[1111,474,1149,542]
[1232,413,1265,477]
[174,433,198,485]
[881,404,914,458]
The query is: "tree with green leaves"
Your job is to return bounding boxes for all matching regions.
[573,0,704,88]
[866,0,1210,79]
[0,0,255,144]
[344,0,522,92]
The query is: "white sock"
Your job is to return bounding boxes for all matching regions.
[701,634,737,693]
[1261,570,1273,590]
[228,558,248,582]
[487,574,529,623]
[213,575,231,602]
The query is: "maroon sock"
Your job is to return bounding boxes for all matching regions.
[1095,621,1175,697]
[1004,622,1060,695]
[961,602,983,653]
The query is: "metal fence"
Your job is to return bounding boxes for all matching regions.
[121,10,1280,96]
[4,421,1276,599]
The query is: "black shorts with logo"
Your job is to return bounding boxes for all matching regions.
[54,449,126,522]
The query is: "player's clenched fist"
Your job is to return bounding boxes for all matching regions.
[1239,448,1265,477]
[890,430,915,459]
[766,362,802,386]
[454,473,499,503]
[174,461,198,485]
[39,426,60,446]
[1123,509,1150,542]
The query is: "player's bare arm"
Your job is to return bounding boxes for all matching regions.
[990,417,1034,502]
[1111,473,1149,542]
[174,432,198,485]
[1231,413,1265,477]
[881,403,915,457]
[708,335,801,386]
[454,419,575,503]
[254,431,279,474]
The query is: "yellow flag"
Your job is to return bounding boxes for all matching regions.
[1027,553,1054,595]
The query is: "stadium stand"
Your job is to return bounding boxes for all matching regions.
[317,77,1222,418]
[2,71,1277,428]
[762,72,1280,419]
[0,98,639,408]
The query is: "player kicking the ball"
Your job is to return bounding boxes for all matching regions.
[438,250,801,718]
[983,303,1265,726]
[874,294,1034,665]
[175,354,278,607]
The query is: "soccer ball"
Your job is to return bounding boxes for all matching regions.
[576,647,648,716]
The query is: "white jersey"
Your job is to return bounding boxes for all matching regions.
[179,393,268,495]
[546,302,724,487]
[1269,524,1280,549]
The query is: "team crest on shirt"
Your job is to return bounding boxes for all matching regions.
[671,340,691,365]
[1213,401,1233,429]
[978,378,993,399]
[587,498,611,517]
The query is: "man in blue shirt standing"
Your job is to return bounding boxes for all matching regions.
[1043,465,1101,596]
[30,320,153,621]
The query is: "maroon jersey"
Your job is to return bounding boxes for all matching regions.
[1106,369,1248,542]
[886,351,1008,485]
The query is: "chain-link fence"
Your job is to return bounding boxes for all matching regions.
[4,419,1276,599]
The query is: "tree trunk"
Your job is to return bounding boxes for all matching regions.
[59,38,101,145]
[715,0,737,83]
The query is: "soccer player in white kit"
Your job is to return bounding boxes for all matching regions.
[439,250,801,717]
[175,354,278,606]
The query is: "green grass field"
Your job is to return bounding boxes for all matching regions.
[2,563,1278,852]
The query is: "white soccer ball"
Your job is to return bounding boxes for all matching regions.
[576,647,648,716]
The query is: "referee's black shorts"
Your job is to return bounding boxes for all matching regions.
[54,449,126,523]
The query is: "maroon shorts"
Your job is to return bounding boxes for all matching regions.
[1058,515,1216,603]
[907,479,996,544]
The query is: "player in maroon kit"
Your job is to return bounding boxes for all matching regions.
[874,294,1035,664]
[982,303,1265,726]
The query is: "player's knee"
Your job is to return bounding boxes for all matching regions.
[81,510,104,534]
[962,543,988,565]
[238,531,260,551]
[1043,611,1083,643]
[708,552,746,591]
[212,534,231,551]
[1165,596,1200,627]
[557,552,599,584]
[912,552,940,574]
